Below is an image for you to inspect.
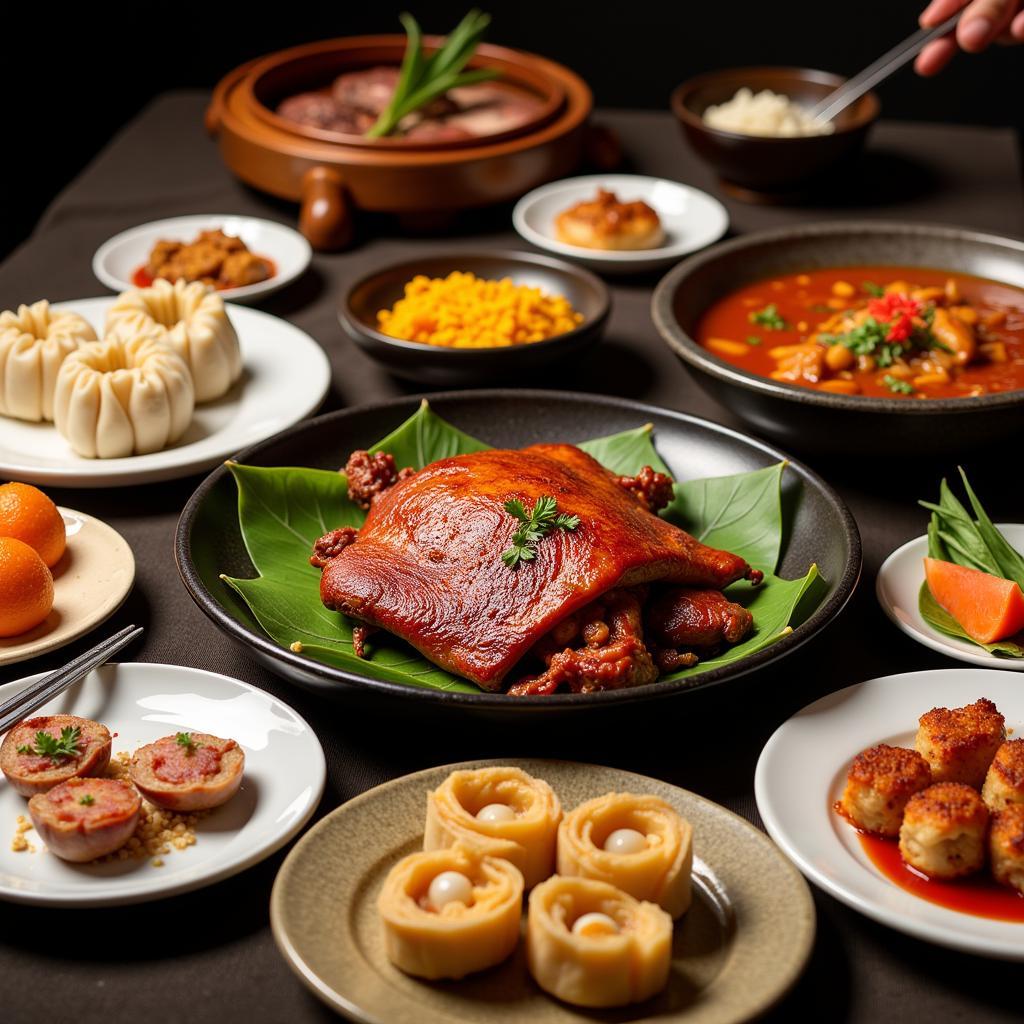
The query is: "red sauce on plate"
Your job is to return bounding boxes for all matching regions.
[131,256,275,291]
[858,831,1024,922]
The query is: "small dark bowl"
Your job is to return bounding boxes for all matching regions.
[670,67,879,199]
[652,220,1024,457]
[339,251,610,386]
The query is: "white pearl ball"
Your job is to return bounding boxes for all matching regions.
[477,803,515,823]
[604,828,647,855]
[572,912,619,937]
[427,871,473,910]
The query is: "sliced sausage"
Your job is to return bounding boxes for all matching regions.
[1,715,112,797]
[130,733,244,812]
[29,777,141,862]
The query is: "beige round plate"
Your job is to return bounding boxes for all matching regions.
[0,507,134,666]
[271,759,815,1024]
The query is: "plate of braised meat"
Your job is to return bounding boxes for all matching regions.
[176,390,860,713]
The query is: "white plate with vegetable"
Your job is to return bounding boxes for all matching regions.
[92,214,312,305]
[512,175,729,275]
[877,473,1024,670]
[0,662,325,906]
[0,297,330,487]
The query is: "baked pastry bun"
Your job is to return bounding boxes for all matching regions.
[990,803,1024,894]
[527,875,672,1007]
[424,766,562,888]
[557,792,692,917]
[915,698,1005,789]
[0,714,111,797]
[130,732,244,811]
[554,189,664,251]
[53,335,194,458]
[981,739,1024,812]
[838,744,932,837]
[28,777,141,862]
[105,278,241,402]
[378,843,524,980]
[0,300,96,421]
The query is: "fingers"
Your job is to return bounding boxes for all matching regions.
[915,35,960,74]
[957,0,1018,50]
[919,0,970,26]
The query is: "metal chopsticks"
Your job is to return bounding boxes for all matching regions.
[0,624,143,736]
[810,12,962,125]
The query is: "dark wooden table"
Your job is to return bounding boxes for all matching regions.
[1,92,1023,1024]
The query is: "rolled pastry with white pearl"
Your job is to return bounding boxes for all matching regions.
[53,336,194,458]
[527,875,672,1008]
[377,843,524,980]
[0,300,96,421]
[557,793,693,918]
[105,278,241,402]
[424,766,562,888]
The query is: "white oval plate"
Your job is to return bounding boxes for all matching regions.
[512,174,729,275]
[0,507,134,667]
[755,667,1024,960]
[92,214,312,305]
[0,662,325,906]
[0,297,330,487]
[877,524,1024,670]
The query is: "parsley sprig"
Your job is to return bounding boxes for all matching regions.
[882,374,915,395]
[501,496,579,568]
[79,794,95,806]
[17,726,82,761]
[175,732,202,755]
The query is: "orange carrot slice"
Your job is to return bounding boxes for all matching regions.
[924,558,1024,644]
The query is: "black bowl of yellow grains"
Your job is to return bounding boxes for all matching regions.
[339,251,612,385]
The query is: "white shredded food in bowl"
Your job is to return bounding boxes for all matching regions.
[703,88,833,138]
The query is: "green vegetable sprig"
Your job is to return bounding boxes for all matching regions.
[79,794,95,806]
[17,726,82,761]
[366,9,499,138]
[175,732,202,755]
[501,496,580,568]
[748,304,788,331]
[882,374,914,395]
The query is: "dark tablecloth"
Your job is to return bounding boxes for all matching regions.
[1,92,1023,1024]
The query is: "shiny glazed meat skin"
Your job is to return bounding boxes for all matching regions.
[647,588,754,650]
[320,445,755,689]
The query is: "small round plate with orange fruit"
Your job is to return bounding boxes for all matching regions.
[0,482,134,666]
[877,471,1024,671]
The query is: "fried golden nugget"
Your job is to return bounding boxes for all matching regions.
[898,782,988,880]
[838,744,932,837]
[989,803,1024,895]
[981,739,1024,812]
[915,698,1005,788]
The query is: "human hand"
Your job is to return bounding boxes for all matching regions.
[915,0,1024,75]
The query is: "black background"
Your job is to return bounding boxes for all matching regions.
[3,0,1022,259]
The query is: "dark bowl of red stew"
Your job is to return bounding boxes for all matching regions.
[652,221,1024,456]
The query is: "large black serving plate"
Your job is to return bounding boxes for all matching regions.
[175,390,860,716]
[652,221,1024,456]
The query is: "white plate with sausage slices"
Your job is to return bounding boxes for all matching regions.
[0,662,325,906]
[755,668,1024,960]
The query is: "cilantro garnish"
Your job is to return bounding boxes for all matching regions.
[16,726,82,761]
[749,304,788,331]
[175,732,202,755]
[79,794,95,806]
[862,281,885,297]
[501,496,580,569]
[883,374,915,395]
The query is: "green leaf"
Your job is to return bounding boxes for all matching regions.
[224,406,820,694]
[919,582,1024,658]
[958,468,1024,589]
[662,565,824,681]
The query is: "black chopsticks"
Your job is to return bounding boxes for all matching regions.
[0,624,143,736]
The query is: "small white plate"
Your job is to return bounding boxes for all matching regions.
[0,662,325,906]
[0,296,330,487]
[512,174,729,275]
[92,214,312,305]
[877,524,1024,671]
[756,668,1024,960]
[0,507,134,667]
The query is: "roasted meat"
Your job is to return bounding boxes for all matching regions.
[318,444,759,690]
[647,587,754,651]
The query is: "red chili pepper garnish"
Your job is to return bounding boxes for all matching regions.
[867,293,923,343]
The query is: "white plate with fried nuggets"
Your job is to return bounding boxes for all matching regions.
[755,668,1024,960]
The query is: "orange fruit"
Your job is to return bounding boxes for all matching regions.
[0,537,54,637]
[0,482,66,567]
